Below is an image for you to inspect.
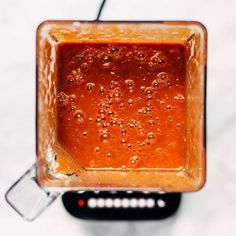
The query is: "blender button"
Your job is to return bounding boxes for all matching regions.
[105,198,113,208]
[130,198,138,208]
[138,198,146,208]
[114,198,122,208]
[157,199,166,208]
[121,198,130,208]
[77,199,85,207]
[97,198,105,208]
[146,198,155,208]
[88,198,97,208]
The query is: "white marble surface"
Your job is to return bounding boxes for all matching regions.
[1,0,236,235]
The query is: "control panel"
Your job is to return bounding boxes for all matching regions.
[62,191,181,220]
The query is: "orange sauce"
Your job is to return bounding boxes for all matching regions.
[57,43,186,170]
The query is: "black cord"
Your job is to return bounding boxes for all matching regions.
[96,0,107,21]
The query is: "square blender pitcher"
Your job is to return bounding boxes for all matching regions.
[6,21,207,221]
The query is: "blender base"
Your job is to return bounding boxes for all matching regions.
[62,191,181,220]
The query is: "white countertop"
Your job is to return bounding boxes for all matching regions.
[1,0,236,235]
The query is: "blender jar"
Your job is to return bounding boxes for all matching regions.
[6,21,207,221]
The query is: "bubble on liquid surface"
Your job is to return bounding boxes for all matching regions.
[119,103,125,109]
[129,123,135,128]
[70,106,76,112]
[125,79,134,88]
[147,132,155,140]
[76,75,86,85]
[86,82,95,92]
[110,70,116,76]
[125,79,134,90]
[153,51,167,64]
[107,153,112,157]
[100,55,113,69]
[73,53,84,62]
[138,128,145,137]
[100,113,106,120]
[110,80,118,90]
[57,92,69,107]
[74,110,85,124]
[145,87,153,95]
[148,120,155,126]
[128,99,134,106]
[80,62,89,73]
[69,94,77,103]
[146,140,151,145]
[121,129,127,136]
[140,86,145,93]
[100,133,111,142]
[96,118,102,125]
[168,116,173,123]
[142,109,147,115]
[111,47,124,61]
[108,110,113,116]
[173,94,185,101]
[147,62,156,72]
[99,102,106,108]
[110,46,119,54]
[112,88,122,102]
[95,146,100,152]
[130,156,139,165]
[118,119,124,127]
[151,79,159,88]
[66,75,74,85]
[99,86,105,94]
[67,69,86,86]
[156,72,173,88]
[103,123,109,128]
[150,54,159,64]
[121,139,127,145]
[135,51,146,64]
[87,55,94,63]
[110,118,117,126]
[98,109,106,115]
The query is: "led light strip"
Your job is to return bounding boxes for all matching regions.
[87,198,164,209]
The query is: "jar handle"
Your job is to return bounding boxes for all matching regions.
[5,164,61,221]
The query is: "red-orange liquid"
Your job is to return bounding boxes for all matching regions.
[57,43,186,170]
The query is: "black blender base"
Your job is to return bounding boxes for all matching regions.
[62,191,181,220]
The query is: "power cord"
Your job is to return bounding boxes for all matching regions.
[96,0,107,21]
